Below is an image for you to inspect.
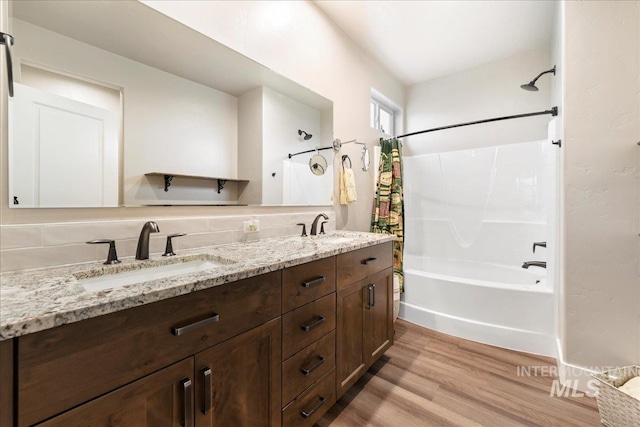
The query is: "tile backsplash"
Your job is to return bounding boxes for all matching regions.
[0,212,335,272]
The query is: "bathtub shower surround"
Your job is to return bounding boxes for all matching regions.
[401,139,557,356]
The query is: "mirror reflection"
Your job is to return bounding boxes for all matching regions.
[8,0,333,208]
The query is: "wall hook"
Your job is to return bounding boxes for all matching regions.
[552,140,562,148]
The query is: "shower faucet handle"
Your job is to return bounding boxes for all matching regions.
[532,242,547,253]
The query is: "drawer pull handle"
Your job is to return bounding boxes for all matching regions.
[362,257,377,265]
[301,316,325,332]
[181,378,193,427]
[301,396,326,419]
[202,368,212,415]
[301,355,325,376]
[172,313,220,336]
[301,276,325,288]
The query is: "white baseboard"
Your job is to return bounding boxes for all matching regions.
[555,338,599,393]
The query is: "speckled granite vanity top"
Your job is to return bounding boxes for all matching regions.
[0,231,395,340]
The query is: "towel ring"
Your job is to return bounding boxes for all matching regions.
[341,154,352,169]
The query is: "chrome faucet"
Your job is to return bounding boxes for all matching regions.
[522,261,546,269]
[136,221,160,260]
[310,213,329,236]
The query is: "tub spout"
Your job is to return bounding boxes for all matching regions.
[522,261,546,269]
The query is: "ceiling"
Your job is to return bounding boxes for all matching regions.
[314,0,556,86]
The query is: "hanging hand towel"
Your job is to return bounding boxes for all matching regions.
[339,166,347,204]
[340,155,357,205]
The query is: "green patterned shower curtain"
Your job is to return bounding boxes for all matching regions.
[371,138,404,299]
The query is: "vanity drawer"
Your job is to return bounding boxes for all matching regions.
[282,330,335,405]
[282,257,336,312]
[337,241,393,289]
[17,271,282,427]
[282,367,336,427]
[282,293,336,359]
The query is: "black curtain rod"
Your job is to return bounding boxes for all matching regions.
[392,107,558,140]
[288,146,333,159]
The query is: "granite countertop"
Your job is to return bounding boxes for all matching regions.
[0,231,395,340]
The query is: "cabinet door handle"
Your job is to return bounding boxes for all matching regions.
[365,285,373,310]
[181,378,193,427]
[301,276,325,288]
[201,368,212,415]
[301,396,326,419]
[301,355,325,376]
[301,316,325,332]
[372,283,376,307]
[362,257,377,265]
[171,313,220,336]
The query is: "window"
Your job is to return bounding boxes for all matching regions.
[370,98,395,136]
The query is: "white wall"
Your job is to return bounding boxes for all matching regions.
[404,46,553,156]
[237,86,332,206]
[563,0,640,369]
[237,87,264,206]
[550,0,567,371]
[142,0,405,231]
[1,0,403,230]
[262,86,329,205]
[0,0,404,269]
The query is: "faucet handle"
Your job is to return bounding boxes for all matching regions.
[87,239,121,265]
[163,233,186,257]
[296,223,307,237]
[320,221,328,235]
[533,242,547,253]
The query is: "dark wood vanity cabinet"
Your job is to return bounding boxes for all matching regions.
[13,271,282,427]
[281,257,337,427]
[1,241,394,427]
[36,358,194,427]
[336,242,394,398]
[195,318,281,427]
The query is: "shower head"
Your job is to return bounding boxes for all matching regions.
[520,65,556,92]
[298,129,313,140]
[520,82,539,92]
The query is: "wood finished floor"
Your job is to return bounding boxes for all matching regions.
[318,319,601,427]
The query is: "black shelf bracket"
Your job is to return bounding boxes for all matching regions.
[164,175,174,192]
[217,179,227,193]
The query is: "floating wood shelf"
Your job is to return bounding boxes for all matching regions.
[145,172,249,193]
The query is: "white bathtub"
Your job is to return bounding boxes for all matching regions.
[400,255,556,356]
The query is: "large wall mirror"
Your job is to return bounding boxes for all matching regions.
[7,0,334,208]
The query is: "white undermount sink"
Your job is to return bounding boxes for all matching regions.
[317,236,353,244]
[77,257,228,293]
[312,234,355,245]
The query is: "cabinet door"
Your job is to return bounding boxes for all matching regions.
[364,268,394,367]
[0,339,13,427]
[195,318,281,427]
[336,280,366,398]
[36,358,194,427]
